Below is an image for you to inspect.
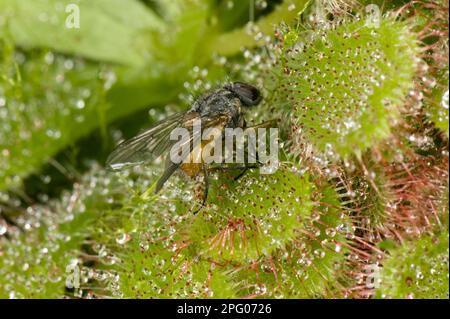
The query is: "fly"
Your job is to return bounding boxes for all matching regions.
[106,82,275,212]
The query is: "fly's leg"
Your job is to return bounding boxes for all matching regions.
[208,163,260,172]
[233,146,265,181]
[202,165,209,210]
[236,119,278,180]
[243,119,278,132]
[193,165,209,215]
[233,157,264,181]
[233,167,250,181]
[208,163,261,181]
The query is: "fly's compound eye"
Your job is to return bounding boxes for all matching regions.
[227,82,262,107]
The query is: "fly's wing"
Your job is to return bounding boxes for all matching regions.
[155,113,232,193]
[106,111,191,170]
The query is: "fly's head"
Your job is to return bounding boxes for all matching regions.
[224,82,262,107]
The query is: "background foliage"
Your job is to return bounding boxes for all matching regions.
[0,0,448,299]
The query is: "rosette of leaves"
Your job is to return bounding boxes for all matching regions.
[61,166,353,299]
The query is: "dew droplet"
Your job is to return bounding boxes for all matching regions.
[75,99,85,109]
[0,220,7,235]
[116,233,131,245]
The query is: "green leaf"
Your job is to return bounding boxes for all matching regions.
[273,18,419,159]
[0,0,164,66]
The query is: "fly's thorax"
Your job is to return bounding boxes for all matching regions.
[192,89,243,125]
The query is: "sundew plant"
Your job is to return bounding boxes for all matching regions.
[0,0,448,299]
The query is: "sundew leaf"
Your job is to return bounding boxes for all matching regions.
[0,0,164,66]
[185,168,351,298]
[375,231,449,299]
[0,209,98,298]
[271,17,419,159]
[0,164,132,298]
[188,168,316,262]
